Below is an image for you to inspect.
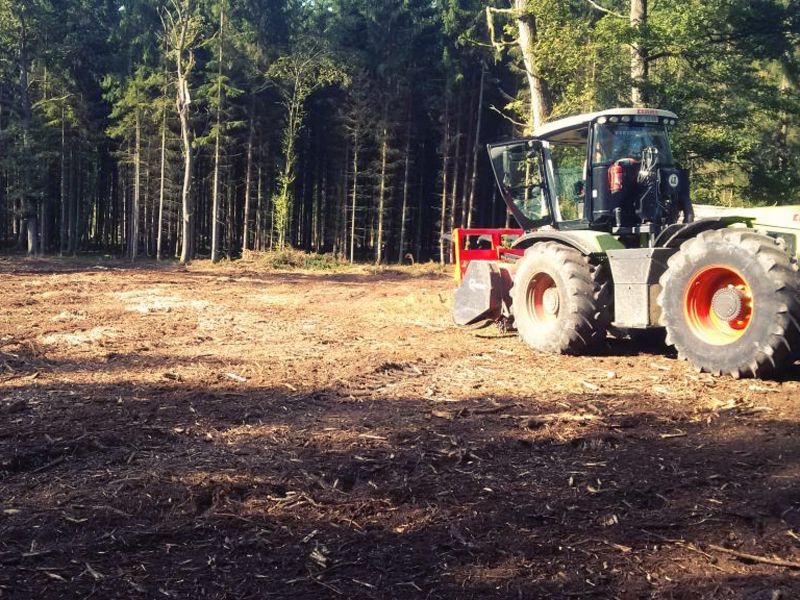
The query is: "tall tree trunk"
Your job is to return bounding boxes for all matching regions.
[39,190,48,255]
[68,146,77,254]
[398,106,411,264]
[173,2,197,265]
[438,92,450,263]
[226,175,234,259]
[255,161,263,251]
[514,0,551,130]
[318,161,327,252]
[448,93,463,234]
[178,93,194,264]
[242,102,254,252]
[375,106,389,265]
[18,21,36,255]
[60,108,67,255]
[460,78,476,228]
[414,141,425,263]
[157,106,167,260]
[349,132,360,263]
[339,143,349,258]
[466,63,486,229]
[210,0,225,262]
[630,0,648,107]
[130,111,141,261]
[143,139,152,256]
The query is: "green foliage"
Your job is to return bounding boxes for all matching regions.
[268,44,349,249]
[1,0,799,261]
[242,247,346,270]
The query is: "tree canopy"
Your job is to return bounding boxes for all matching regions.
[0,0,797,260]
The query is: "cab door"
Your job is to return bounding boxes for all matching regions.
[487,140,554,231]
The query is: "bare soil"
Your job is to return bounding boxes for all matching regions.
[2,256,800,599]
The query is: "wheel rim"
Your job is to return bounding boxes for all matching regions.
[684,265,752,345]
[526,273,560,324]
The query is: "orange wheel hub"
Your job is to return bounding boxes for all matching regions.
[684,266,752,345]
[527,273,559,324]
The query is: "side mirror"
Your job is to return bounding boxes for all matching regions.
[573,180,585,197]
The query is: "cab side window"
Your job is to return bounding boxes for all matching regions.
[503,146,549,222]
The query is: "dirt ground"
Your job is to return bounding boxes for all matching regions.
[2,256,800,599]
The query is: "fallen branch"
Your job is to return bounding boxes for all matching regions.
[706,544,800,569]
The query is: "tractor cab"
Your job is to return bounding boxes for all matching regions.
[488,108,692,240]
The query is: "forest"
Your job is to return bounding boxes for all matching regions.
[0,0,799,263]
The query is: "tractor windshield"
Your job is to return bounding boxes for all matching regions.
[591,121,673,166]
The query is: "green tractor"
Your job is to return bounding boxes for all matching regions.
[452,108,800,378]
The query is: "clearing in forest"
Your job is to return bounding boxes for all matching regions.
[2,257,800,599]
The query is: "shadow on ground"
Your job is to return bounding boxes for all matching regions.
[2,368,800,599]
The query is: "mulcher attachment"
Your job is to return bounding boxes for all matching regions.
[452,261,509,327]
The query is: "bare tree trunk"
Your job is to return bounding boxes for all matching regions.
[375,108,389,265]
[242,102,254,252]
[414,140,425,263]
[514,0,551,130]
[349,133,359,263]
[255,161,263,251]
[339,143,349,258]
[466,63,486,229]
[630,0,648,107]
[68,147,77,254]
[210,0,225,262]
[448,93,463,234]
[178,95,194,263]
[226,175,234,259]
[59,108,67,255]
[438,92,450,263]
[157,106,167,260]
[398,107,411,264]
[460,78,476,228]
[18,20,37,255]
[318,163,327,252]
[130,111,141,261]
[171,0,197,265]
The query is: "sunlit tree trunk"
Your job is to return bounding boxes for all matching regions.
[466,63,485,228]
[448,93,462,234]
[156,106,167,260]
[375,108,389,265]
[398,110,411,264]
[514,0,551,130]
[18,20,37,255]
[242,105,254,252]
[210,0,225,262]
[169,0,198,265]
[630,0,648,107]
[130,111,141,261]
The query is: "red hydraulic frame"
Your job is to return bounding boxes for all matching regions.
[452,228,525,282]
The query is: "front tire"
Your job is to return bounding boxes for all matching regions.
[511,242,610,354]
[658,228,800,378]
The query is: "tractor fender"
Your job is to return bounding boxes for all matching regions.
[510,230,611,257]
[654,217,750,249]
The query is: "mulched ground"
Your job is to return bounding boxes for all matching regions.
[1,256,800,599]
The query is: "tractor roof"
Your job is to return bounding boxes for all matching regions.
[534,107,679,145]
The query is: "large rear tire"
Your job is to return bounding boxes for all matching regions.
[511,242,610,354]
[658,228,800,378]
